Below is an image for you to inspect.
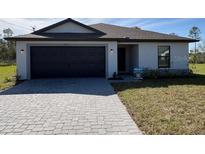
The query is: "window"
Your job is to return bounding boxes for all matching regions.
[158,46,170,68]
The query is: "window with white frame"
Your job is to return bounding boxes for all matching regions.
[158,46,170,68]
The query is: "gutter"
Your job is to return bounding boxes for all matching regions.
[4,37,198,43]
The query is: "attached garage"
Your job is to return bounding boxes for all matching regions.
[30,46,105,78]
[6,18,194,80]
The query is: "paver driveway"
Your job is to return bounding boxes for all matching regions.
[0,78,141,135]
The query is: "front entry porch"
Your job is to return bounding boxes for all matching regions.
[117,44,139,75]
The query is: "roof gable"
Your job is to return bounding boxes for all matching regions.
[45,22,94,33]
[33,18,105,35]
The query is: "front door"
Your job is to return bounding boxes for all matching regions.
[118,47,126,72]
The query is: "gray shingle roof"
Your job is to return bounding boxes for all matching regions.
[5,20,197,42]
[90,23,196,41]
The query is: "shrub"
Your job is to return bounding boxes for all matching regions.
[142,69,160,79]
[113,72,117,79]
[189,69,193,74]
[15,75,21,81]
[141,69,190,79]
[4,77,12,83]
[108,72,123,80]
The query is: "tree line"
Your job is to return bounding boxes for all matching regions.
[0,28,15,63]
[188,27,205,63]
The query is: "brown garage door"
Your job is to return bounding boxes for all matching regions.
[30,46,105,78]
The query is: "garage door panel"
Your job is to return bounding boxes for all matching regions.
[30,46,105,78]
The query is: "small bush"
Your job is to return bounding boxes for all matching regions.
[141,69,190,79]
[142,69,160,79]
[188,69,195,77]
[15,75,21,81]
[0,60,16,66]
[113,72,117,79]
[4,77,12,83]
[108,72,123,80]
[189,69,193,74]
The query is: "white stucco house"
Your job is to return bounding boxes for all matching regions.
[5,18,197,80]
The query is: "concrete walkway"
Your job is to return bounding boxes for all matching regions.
[0,78,141,135]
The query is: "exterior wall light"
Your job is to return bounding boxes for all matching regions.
[110,49,114,53]
[20,49,24,54]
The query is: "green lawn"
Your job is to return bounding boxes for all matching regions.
[112,65,205,135]
[190,63,205,75]
[0,65,16,90]
[112,77,205,135]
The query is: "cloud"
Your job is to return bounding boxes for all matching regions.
[75,18,143,27]
[0,18,164,37]
[0,18,115,36]
[106,18,142,27]
[140,18,190,29]
[0,18,194,38]
[75,18,118,25]
[0,18,63,36]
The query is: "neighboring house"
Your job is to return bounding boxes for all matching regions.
[5,18,197,80]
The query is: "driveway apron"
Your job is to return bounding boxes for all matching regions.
[0,78,141,135]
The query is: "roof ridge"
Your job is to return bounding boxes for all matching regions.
[90,23,135,30]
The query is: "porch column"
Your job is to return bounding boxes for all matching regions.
[107,42,118,78]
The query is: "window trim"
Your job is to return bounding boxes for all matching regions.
[158,45,171,68]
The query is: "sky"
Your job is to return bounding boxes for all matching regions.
[0,18,204,50]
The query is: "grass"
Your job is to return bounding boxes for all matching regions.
[189,63,205,75]
[112,77,205,135]
[0,64,16,90]
[0,62,204,134]
[112,65,205,135]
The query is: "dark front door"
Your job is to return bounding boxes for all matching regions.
[30,46,105,78]
[118,47,126,72]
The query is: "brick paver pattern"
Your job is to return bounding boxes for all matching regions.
[0,79,141,135]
